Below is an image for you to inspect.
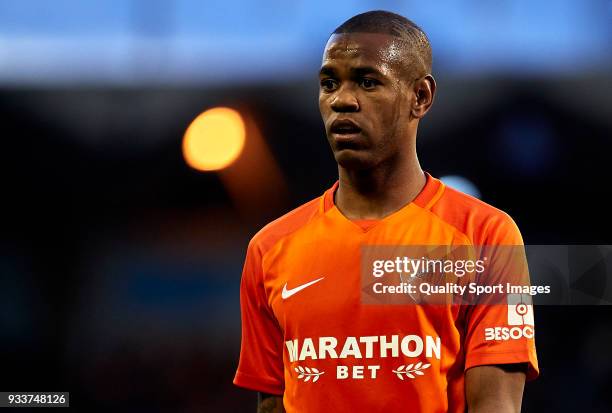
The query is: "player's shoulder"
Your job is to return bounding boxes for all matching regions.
[437,183,511,220]
[248,194,323,255]
[430,182,522,245]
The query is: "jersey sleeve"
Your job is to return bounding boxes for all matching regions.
[233,238,285,394]
[463,213,539,380]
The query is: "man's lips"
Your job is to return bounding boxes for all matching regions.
[332,131,362,146]
[330,119,362,135]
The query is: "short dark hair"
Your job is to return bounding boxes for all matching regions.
[332,10,432,78]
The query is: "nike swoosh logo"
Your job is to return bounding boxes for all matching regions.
[281,277,325,299]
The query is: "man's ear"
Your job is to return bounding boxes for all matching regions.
[411,74,436,119]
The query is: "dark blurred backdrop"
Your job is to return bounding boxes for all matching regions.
[1,1,612,412]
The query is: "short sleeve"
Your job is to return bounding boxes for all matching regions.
[233,239,285,394]
[463,214,539,380]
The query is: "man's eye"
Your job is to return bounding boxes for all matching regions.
[360,78,377,89]
[320,79,337,91]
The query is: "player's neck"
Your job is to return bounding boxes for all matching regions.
[335,157,425,221]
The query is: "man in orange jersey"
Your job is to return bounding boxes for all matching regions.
[234,10,538,413]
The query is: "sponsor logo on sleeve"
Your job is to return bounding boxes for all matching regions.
[507,293,535,325]
[484,293,535,341]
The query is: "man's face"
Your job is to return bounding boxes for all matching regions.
[319,32,416,170]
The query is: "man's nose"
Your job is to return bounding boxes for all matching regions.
[330,86,359,112]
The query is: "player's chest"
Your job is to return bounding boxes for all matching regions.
[264,242,363,322]
[261,217,464,331]
[262,243,460,336]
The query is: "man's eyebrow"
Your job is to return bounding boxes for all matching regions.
[352,66,385,77]
[319,66,335,77]
[319,66,386,77]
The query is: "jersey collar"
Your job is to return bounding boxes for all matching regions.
[322,172,443,214]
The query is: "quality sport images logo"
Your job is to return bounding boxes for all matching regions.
[484,293,535,341]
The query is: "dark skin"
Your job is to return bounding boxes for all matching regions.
[319,32,432,220]
[465,364,527,412]
[257,393,284,413]
[256,32,526,412]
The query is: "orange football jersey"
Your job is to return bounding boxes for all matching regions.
[234,173,538,412]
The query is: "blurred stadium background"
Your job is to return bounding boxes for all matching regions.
[1,0,611,411]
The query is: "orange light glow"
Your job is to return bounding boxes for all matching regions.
[182,107,246,171]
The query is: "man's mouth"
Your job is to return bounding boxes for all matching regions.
[330,119,362,135]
